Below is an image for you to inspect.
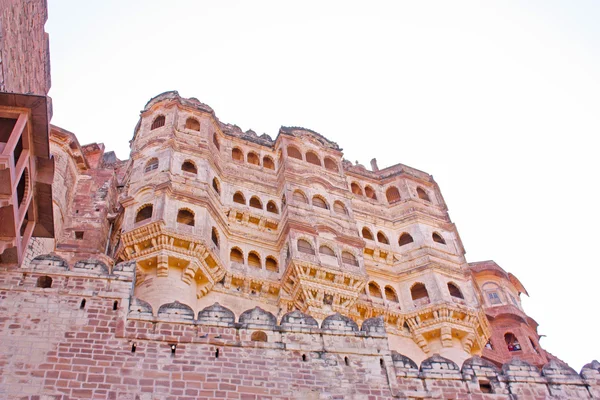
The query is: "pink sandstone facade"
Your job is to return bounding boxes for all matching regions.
[1,1,600,399]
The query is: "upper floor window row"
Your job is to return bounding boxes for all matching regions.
[350,183,432,205]
[232,191,279,214]
[286,145,339,173]
[297,239,359,267]
[362,230,447,247]
[292,190,349,216]
[232,147,275,170]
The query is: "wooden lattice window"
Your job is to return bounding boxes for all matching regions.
[386,186,401,203]
[151,116,165,130]
[341,251,358,266]
[144,158,159,173]
[297,239,314,255]
[319,245,336,257]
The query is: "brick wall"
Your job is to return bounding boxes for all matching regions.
[0,0,51,96]
[0,255,598,399]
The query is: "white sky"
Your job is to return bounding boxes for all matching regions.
[46,0,600,370]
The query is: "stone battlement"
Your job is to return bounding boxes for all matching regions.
[0,255,598,398]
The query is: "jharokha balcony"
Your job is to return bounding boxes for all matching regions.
[0,93,53,265]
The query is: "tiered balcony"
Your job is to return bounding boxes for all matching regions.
[0,93,53,265]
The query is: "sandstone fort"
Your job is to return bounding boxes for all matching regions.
[0,1,598,399]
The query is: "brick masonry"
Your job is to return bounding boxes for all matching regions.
[0,256,598,399]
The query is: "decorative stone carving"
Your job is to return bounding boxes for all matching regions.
[157,301,195,321]
[197,302,235,325]
[238,307,277,328]
[321,313,359,332]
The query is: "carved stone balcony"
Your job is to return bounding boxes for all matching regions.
[280,257,367,320]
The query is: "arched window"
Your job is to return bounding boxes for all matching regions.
[432,232,446,244]
[505,333,521,352]
[333,201,348,215]
[385,286,399,302]
[306,151,321,166]
[417,187,430,202]
[177,209,195,226]
[529,338,539,354]
[297,239,315,255]
[36,276,52,288]
[266,201,278,214]
[368,282,382,298]
[482,282,502,305]
[265,256,278,272]
[233,192,246,205]
[212,177,220,194]
[448,282,463,299]
[181,160,197,174]
[398,233,414,247]
[144,158,159,173]
[293,190,308,204]
[351,182,363,196]
[185,117,200,131]
[230,248,244,264]
[249,196,262,209]
[135,204,153,223]
[362,227,374,240]
[324,157,338,172]
[263,156,275,170]
[312,196,328,209]
[386,187,401,203]
[377,231,389,244]
[411,283,429,304]
[151,115,165,130]
[247,152,260,166]
[248,252,261,268]
[319,245,336,257]
[251,331,268,342]
[341,251,358,266]
[287,146,302,160]
[232,148,244,162]
[213,133,220,150]
[365,186,377,200]
[211,227,219,248]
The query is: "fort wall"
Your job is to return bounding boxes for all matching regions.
[0,255,598,399]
